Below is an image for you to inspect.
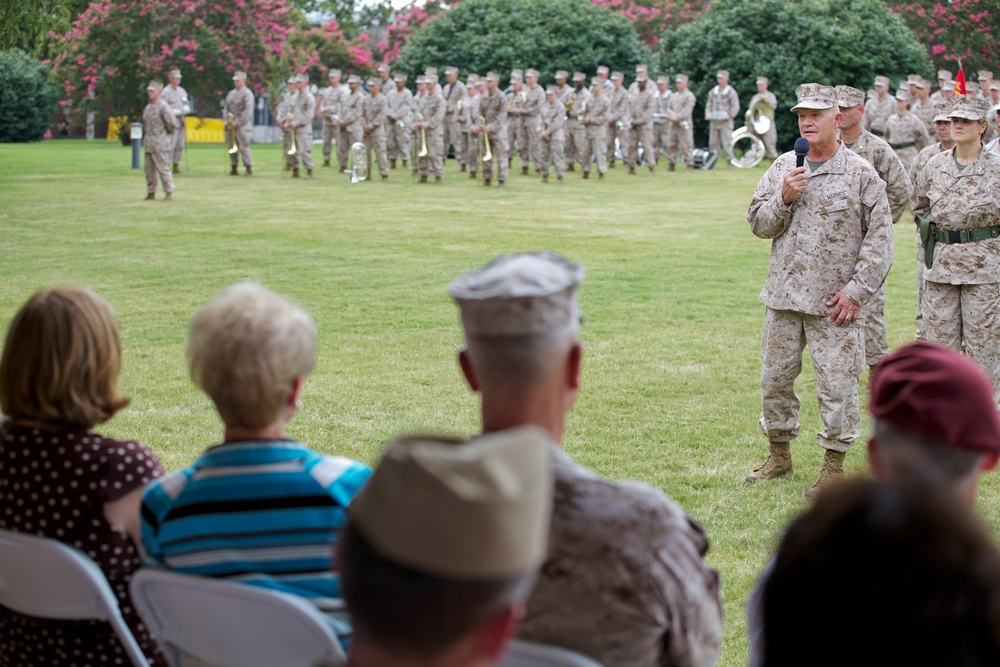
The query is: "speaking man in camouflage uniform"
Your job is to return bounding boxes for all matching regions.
[473,71,508,187]
[539,84,565,184]
[448,251,723,667]
[748,76,779,160]
[886,88,930,174]
[142,81,175,201]
[705,69,740,168]
[442,65,467,171]
[664,73,696,171]
[653,75,671,162]
[224,71,254,175]
[745,83,893,498]
[627,72,656,175]
[289,75,315,179]
[606,71,629,169]
[837,85,912,379]
[161,68,189,174]
[413,72,445,183]
[564,72,592,173]
[385,73,412,169]
[317,69,348,168]
[363,77,389,181]
[581,77,610,180]
[863,75,895,138]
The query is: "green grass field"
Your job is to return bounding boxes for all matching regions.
[2,139,996,665]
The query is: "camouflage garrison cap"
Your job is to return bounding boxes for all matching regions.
[449,251,584,338]
[756,76,769,85]
[597,65,609,75]
[937,69,951,81]
[546,84,559,95]
[835,85,865,108]
[895,89,910,102]
[716,69,729,78]
[465,73,479,85]
[933,103,951,123]
[657,75,670,85]
[897,80,909,92]
[675,73,689,83]
[445,65,459,75]
[979,70,994,80]
[348,74,361,84]
[874,75,889,87]
[989,105,999,124]
[349,427,553,580]
[949,94,989,121]
[393,73,407,82]
[146,80,163,92]
[485,71,499,83]
[510,74,523,84]
[572,71,586,82]
[525,68,539,79]
[328,68,342,78]
[168,68,182,79]
[377,63,389,73]
[610,71,624,81]
[790,83,837,111]
[232,71,247,81]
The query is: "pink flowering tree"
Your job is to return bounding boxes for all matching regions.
[887,1,998,74]
[273,19,376,91]
[49,0,295,127]
[382,1,451,64]
[590,0,708,46]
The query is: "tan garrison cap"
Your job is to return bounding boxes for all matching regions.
[597,65,609,75]
[949,95,989,121]
[449,251,584,338]
[445,65,459,75]
[546,84,559,95]
[895,88,910,102]
[350,427,553,579]
[791,83,837,111]
[232,71,247,81]
[329,68,342,78]
[657,75,670,85]
[933,103,951,123]
[572,71,586,82]
[146,80,163,92]
[836,85,864,108]
[756,76,769,86]
[348,74,361,84]
[168,68,182,79]
[979,70,994,81]
[555,70,568,80]
[716,69,729,78]
[874,75,889,87]
[675,73,689,83]
[526,68,540,79]
[424,67,437,76]
[611,71,624,81]
[485,71,499,83]
[938,69,951,81]
[377,63,389,73]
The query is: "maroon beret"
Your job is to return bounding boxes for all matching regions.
[870,341,1000,455]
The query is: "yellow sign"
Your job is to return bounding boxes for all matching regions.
[107,116,227,143]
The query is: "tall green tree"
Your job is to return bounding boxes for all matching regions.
[0,0,90,56]
[0,49,61,142]
[394,0,650,85]
[657,0,930,151]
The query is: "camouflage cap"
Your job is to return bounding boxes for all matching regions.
[590,76,603,87]
[979,70,994,81]
[991,82,1000,92]
[949,94,989,121]
[874,75,889,87]
[510,74,523,84]
[635,63,648,73]
[555,70,569,80]
[635,73,649,83]
[835,85,865,108]
[424,67,438,76]
[897,79,909,92]
[146,80,164,92]
[932,103,951,123]
[393,73,408,82]
[349,427,553,580]
[610,71,624,81]
[546,84,559,95]
[485,71,499,83]
[415,75,427,85]
[445,65,459,75]
[675,73,689,83]
[907,73,920,84]
[367,77,380,88]
[348,74,361,84]
[657,75,670,85]
[511,68,523,78]
[525,68,540,79]
[913,77,929,89]
[425,73,439,84]
[232,71,247,81]
[449,251,584,338]
[377,63,389,73]
[716,69,729,78]
[168,68,182,79]
[572,71,586,82]
[597,65,609,75]
[967,82,981,94]
[465,78,478,87]
[756,76,769,86]
[328,68,342,78]
[895,88,910,102]
[790,83,837,111]
[937,69,951,81]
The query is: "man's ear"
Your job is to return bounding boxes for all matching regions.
[473,602,522,662]
[567,343,582,390]
[459,349,479,392]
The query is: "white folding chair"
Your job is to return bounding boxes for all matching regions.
[130,568,347,667]
[498,640,605,667]
[0,528,151,667]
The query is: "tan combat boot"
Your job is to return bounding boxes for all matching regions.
[743,441,793,485]
[804,450,846,499]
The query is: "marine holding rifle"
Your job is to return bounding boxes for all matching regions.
[912,94,1000,402]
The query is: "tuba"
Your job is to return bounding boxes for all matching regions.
[347,141,368,182]
[285,111,297,156]
[227,112,239,154]
[728,100,771,169]
[415,112,428,158]
[747,98,775,135]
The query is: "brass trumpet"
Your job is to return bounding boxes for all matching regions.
[416,112,428,158]
[285,111,297,156]
[227,112,238,154]
[478,115,492,163]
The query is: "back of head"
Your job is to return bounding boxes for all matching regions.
[187,283,316,429]
[0,286,129,428]
[763,479,1000,667]
[341,427,552,660]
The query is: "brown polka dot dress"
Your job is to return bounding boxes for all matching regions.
[0,421,166,666]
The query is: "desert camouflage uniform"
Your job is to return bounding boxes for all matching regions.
[507,87,525,165]
[363,90,389,178]
[912,148,1000,399]
[653,88,671,161]
[911,97,937,135]
[911,141,951,338]
[564,87,592,170]
[606,86,630,167]
[628,84,656,169]
[275,91,295,168]
[339,89,366,171]
[385,83,413,163]
[224,86,254,168]
[419,88,446,178]
[886,111,930,174]
[291,87,315,171]
[665,89,696,166]
[748,144,893,451]
[519,445,722,667]
[846,128,912,366]
[317,83,348,165]
[519,83,545,172]
[987,137,999,156]
[142,97,175,195]
[466,90,483,175]
[539,96,566,179]
[480,87,508,183]
[581,92,611,176]
[160,82,189,166]
[863,93,896,138]
[442,79,468,166]
[705,84,739,164]
[748,90,779,159]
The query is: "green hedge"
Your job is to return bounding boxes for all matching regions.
[0,48,60,143]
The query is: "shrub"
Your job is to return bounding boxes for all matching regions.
[0,49,60,143]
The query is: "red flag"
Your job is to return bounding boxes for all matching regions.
[954,61,967,95]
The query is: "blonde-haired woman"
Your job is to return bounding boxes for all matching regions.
[0,286,166,666]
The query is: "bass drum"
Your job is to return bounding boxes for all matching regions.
[729,126,766,169]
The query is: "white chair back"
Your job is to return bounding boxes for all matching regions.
[130,568,347,667]
[0,528,151,667]
[499,640,605,667]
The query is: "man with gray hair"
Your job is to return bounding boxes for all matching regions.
[340,427,552,667]
[161,68,190,174]
[449,251,722,667]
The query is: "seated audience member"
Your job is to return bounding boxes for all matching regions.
[748,340,1000,665]
[340,427,552,667]
[448,251,723,667]
[762,479,1000,667]
[140,283,371,643]
[0,287,166,666]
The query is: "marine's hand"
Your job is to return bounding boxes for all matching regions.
[781,166,808,205]
[826,291,860,326]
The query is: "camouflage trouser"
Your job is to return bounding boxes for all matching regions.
[364,129,388,177]
[708,120,734,163]
[468,130,480,173]
[226,125,253,167]
[666,123,693,165]
[322,121,337,162]
[862,285,888,367]
[387,121,410,162]
[922,280,1000,401]
[627,122,655,168]
[420,127,444,177]
[654,123,669,162]
[582,126,607,175]
[171,122,185,165]
[565,122,584,167]
[915,233,926,339]
[283,130,294,168]
[145,149,174,194]
[539,137,564,178]
[893,146,918,176]
[757,125,778,159]
[482,133,508,182]
[445,114,465,165]
[338,127,351,172]
[607,122,626,164]
[520,115,540,170]
[760,308,864,452]
[291,126,313,171]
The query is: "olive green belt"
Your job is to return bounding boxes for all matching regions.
[932,225,1000,244]
[890,141,916,149]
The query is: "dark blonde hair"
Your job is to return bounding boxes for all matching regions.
[0,287,130,428]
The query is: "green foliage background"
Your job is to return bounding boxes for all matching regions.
[656,0,932,151]
[394,0,651,86]
[0,49,61,143]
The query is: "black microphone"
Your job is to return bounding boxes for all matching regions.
[794,137,810,168]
